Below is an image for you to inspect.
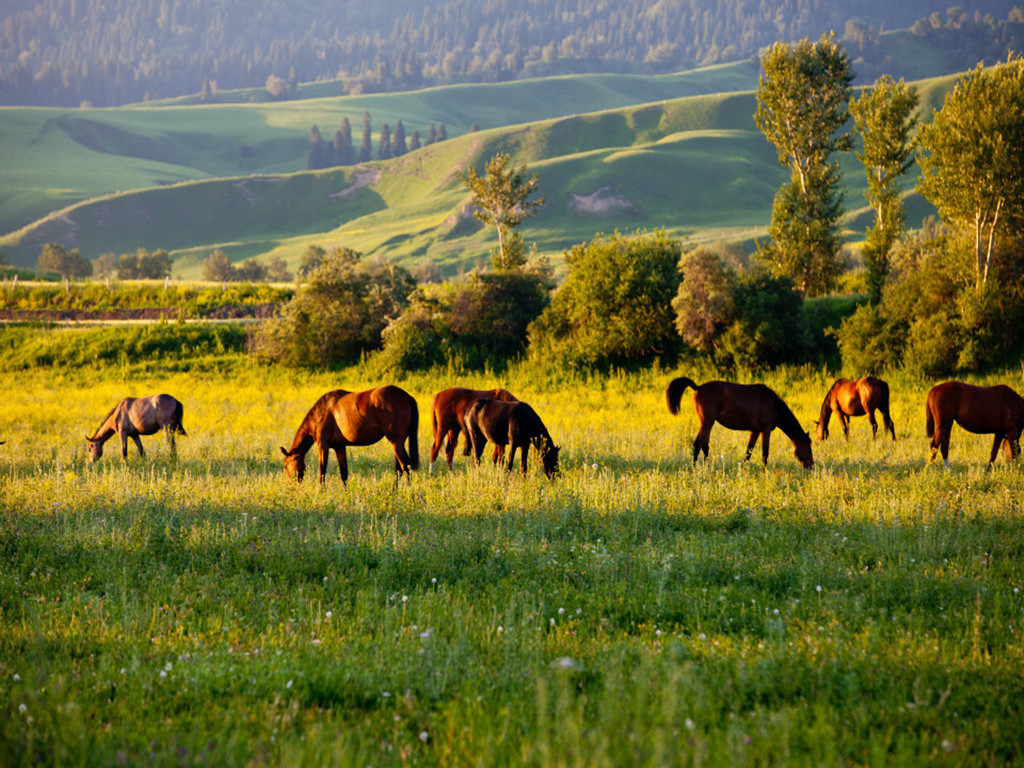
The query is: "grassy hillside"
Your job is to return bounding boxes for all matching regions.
[0,65,957,277]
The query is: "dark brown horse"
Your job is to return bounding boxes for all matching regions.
[464,398,560,479]
[280,386,419,484]
[429,386,518,472]
[816,376,895,442]
[926,381,1024,467]
[666,377,814,469]
[86,394,185,462]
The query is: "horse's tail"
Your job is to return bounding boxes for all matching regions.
[172,400,187,436]
[666,377,698,415]
[407,396,420,471]
[925,394,935,439]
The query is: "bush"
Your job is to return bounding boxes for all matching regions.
[376,264,552,372]
[833,303,903,374]
[716,269,810,370]
[671,247,735,354]
[252,248,414,368]
[529,230,681,368]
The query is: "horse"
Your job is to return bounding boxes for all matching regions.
[815,376,896,442]
[280,386,419,484]
[666,377,814,469]
[429,387,518,473]
[86,394,185,462]
[463,398,560,479]
[925,381,1024,467]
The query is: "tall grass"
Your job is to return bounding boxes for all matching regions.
[1,363,1023,766]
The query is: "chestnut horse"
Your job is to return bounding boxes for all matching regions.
[280,386,419,484]
[86,394,185,462]
[429,387,518,472]
[464,398,560,479]
[926,381,1024,467]
[666,377,813,469]
[815,376,895,442]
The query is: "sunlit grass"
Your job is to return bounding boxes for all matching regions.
[2,363,1023,766]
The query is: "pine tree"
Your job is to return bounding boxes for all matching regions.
[379,123,392,160]
[308,124,325,170]
[392,120,407,156]
[359,111,373,162]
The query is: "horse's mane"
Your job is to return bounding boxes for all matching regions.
[300,390,348,430]
[771,390,809,444]
[90,399,125,438]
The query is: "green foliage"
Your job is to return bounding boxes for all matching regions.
[0,323,249,371]
[459,153,545,271]
[755,33,854,296]
[916,53,1024,288]
[36,243,92,280]
[203,250,235,282]
[252,248,414,368]
[833,303,904,374]
[716,270,810,370]
[117,248,173,280]
[529,230,680,368]
[671,247,736,354]
[378,265,553,372]
[851,75,920,303]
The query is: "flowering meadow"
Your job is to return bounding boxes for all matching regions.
[1,361,1023,767]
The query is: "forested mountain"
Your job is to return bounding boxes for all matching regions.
[2,0,1021,107]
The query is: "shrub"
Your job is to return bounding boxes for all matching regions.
[671,247,736,354]
[529,230,681,367]
[833,303,904,374]
[716,269,810,370]
[252,248,414,368]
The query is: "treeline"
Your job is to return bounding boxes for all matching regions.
[2,0,1021,107]
[306,114,449,170]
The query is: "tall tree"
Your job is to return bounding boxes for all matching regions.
[917,54,1024,289]
[335,117,353,165]
[308,124,325,170]
[851,75,919,303]
[378,123,392,160]
[458,152,545,271]
[392,120,407,156]
[359,111,373,162]
[37,243,92,279]
[755,32,854,296]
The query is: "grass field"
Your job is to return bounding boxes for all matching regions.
[0,66,959,278]
[2,357,1023,766]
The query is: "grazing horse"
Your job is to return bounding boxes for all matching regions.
[464,398,560,479]
[280,386,419,484]
[926,381,1024,467]
[86,394,185,462]
[429,387,518,472]
[666,377,814,469]
[816,376,896,442]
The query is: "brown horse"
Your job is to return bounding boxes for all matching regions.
[464,398,560,479]
[815,376,895,442]
[280,386,419,484]
[429,386,518,472]
[86,394,185,462]
[666,377,814,469]
[926,381,1024,467]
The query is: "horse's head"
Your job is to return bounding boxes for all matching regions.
[540,440,561,480]
[794,434,814,469]
[280,446,306,481]
[814,419,828,442]
[85,436,103,462]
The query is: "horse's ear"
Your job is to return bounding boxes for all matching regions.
[279,446,289,456]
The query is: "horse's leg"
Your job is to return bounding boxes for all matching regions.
[743,432,758,462]
[448,429,462,467]
[505,443,518,473]
[130,433,145,460]
[988,433,1004,467]
[336,447,349,485]
[867,409,878,440]
[392,440,413,481]
[884,410,896,441]
[429,427,443,474]
[760,431,771,466]
[840,413,850,440]
[939,425,952,468]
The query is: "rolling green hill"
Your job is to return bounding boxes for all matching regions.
[0,63,958,278]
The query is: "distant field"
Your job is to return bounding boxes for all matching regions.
[0,64,956,277]
[2,359,1024,767]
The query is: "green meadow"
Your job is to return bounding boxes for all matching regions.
[1,347,1023,766]
[0,64,957,278]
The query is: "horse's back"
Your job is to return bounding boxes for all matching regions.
[929,381,1024,433]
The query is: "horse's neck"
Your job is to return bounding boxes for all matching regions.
[817,392,833,428]
[776,401,807,446]
[90,405,124,442]
[288,426,316,455]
